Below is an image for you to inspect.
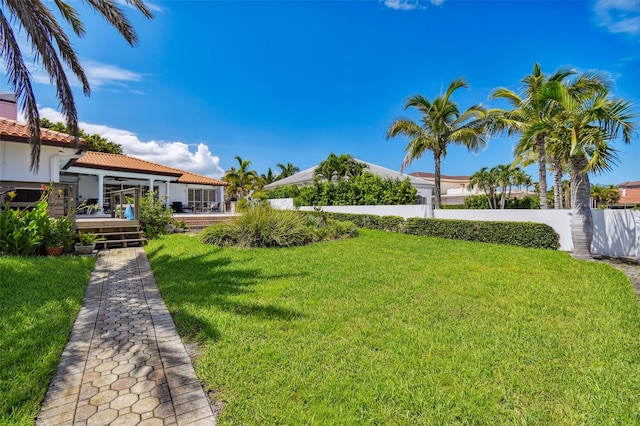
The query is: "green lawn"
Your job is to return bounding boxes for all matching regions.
[0,255,95,425]
[146,230,640,425]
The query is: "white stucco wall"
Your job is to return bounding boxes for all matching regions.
[0,141,77,183]
[298,204,433,219]
[591,209,639,258]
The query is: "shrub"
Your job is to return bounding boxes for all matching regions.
[313,212,405,232]
[463,195,541,210]
[312,212,559,250]
[138,191,174,239]
[201,204,358,248]
[281,173,417,206]
[266,184,300,199]
[403,218,559,250]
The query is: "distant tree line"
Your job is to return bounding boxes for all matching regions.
[40,119,123,154]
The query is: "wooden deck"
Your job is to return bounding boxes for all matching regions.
[76,217,146,249]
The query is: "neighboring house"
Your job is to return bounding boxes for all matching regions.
[618,181,640,206]
[410,171,532,205]
[264,159,434,205]
[0,94,227,214]
[409,172,476,205]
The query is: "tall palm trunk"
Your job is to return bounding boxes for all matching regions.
[433,152,441,209]
[570,155,593,259]
[553,159,563,209]
[537,135,549,209]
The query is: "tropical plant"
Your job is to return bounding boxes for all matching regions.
[1,0,152,171]
[43,216,74,249]
[276,162,300,180]
[540,71,636,258]
[76,231,102,246]
[387,78,487,208]
[490,63,576,209]
[200,203,357,248]
[590,184,621,208]
[468,165,532,209]
[314,153,364,182]
[257,168,277,188]
[223,156,258,199]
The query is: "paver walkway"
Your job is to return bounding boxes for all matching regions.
[36,248,216,426]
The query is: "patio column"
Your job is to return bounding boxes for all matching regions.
[97,174,104,212]
[165,181,171,207]
[219,186,225,212]
[148,178,154,205]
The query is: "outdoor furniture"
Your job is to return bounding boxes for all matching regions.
[171,201,184,213]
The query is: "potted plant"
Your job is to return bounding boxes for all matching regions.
[75,232,103,255]
[43,217,74,256]
[174,220,189,233]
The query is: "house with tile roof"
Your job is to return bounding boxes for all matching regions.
[617,181,640,206]
[0,94,227,214]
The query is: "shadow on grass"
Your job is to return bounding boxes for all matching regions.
[146,243,306,343]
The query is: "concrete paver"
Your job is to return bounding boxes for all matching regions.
[37,248,216,425]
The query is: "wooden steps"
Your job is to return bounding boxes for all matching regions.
[76,218,147,249]
[176,214,237,232]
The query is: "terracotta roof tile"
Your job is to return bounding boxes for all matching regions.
[178,171,227,185]
[73,151,182,176]
[618,188,640,204]
[0,117,87,148]
[72,151,227,186]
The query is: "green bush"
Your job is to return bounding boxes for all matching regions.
[266,184,301,199]
[463,195,541,210]
[272,173,417,206]
[312,212,559,250]
[313,212,405,232]
[403,218,559,250]
[138,191,174,239]
[201,204,358,248]
[0,201,49,255]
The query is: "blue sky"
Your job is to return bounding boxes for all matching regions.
[13,0,640,185]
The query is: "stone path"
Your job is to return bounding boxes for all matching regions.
[37,248,216,426]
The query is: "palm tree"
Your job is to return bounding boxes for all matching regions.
[468,167,498,209]
[490,63,575,209]
[387,78,487,208]
[314,153,364,182]
[1,0,152,171]
[276,163,300,180]
[541,72,636,258]
[223,156,258,199]
[258,168,277,188]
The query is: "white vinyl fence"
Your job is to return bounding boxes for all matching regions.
[269,199,640,259]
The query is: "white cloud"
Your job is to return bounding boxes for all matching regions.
[38,107,225,178]
[594,0,640,36]
[83,62,143,88]
[380,0,444,11]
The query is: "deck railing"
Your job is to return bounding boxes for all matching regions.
[108,188,140,221]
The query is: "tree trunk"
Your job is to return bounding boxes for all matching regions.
[537,135,549,209]
[570,155,593,259]
[553,160,563,209]
[434,153,441,209]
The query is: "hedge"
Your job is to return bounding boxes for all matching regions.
[314,212,559,250]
